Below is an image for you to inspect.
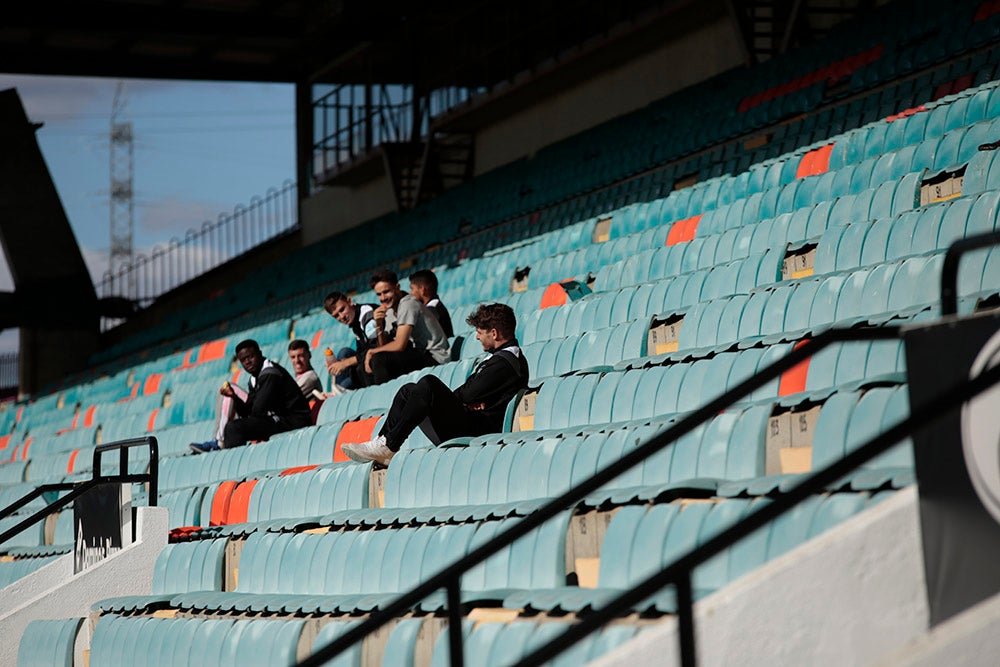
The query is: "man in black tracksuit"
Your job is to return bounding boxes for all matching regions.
[343,303,529,466]
[222,339,312,448]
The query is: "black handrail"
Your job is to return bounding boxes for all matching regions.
[516,359,1000,667]
[940,230,1000,316]
[299,325,903,667]
[0,437,158,546]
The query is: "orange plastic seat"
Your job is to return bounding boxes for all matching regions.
[197,338,229,365]
[540,283,569,309]
[209,480,239,526]
[225,479,259,525]
[334,416,382,462]
[666,214,702,246]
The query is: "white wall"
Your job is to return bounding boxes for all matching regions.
[876,587,1000,666]
[0,506,168,666]
[587,488,928,667]
[474,18,744,175]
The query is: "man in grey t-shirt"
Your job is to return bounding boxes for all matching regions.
[364,269,450,384]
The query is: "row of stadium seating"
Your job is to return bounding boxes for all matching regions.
[9,6,1000,663]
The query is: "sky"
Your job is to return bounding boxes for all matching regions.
[0,75,296,354]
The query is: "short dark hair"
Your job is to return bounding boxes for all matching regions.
[288,339,309,353]
[369,269,398,290]
[409,269,438,293]
[235,339,260,355]
[323,291,348,314]
[466,303,516,340]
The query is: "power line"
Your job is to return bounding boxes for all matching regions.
[36,109,292,120]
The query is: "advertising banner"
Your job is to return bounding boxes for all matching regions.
[905,309,1000,624]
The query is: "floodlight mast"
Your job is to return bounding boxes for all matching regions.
[109,81,135,300]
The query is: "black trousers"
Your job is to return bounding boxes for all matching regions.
[370,347,436,385]
[222,414,308,449]
[379,375,498,451]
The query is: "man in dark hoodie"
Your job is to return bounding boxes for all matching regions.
[190,339,311,453]
[343,303,529,466]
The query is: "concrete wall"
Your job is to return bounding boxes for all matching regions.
[300,172,397,246]
[474,17,744,175]
[587,488,929,667]
[876,588,1000,666]
[0,506,168,666]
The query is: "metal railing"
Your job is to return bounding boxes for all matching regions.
[95,181,297,315]
[0,437,158,546]
[301,233,1000,666]
[312,84,419,179]
[311,83,482,182]
[0,352,17,391]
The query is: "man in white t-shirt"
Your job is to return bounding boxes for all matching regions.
[364,269,450,384]
[287,339,322,398]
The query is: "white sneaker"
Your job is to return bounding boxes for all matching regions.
[342,435,395,466]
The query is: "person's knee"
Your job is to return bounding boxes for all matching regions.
[336,347,354,361]
[417,374,448,393]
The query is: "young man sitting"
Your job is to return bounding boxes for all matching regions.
[287,339,322,398]
[190,339,311,453]
[365,269,451,385]
[343,303,528,465]
[409,269,453,337]
[322,291,380,389]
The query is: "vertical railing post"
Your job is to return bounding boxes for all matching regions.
[446,578,465,667]
[676,574,696,667]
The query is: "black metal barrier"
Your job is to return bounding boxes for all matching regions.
[300,326,916,667]
[0,436,158,546]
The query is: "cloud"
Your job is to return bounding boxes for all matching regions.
[0,75,187,128]
[138,195,226,237]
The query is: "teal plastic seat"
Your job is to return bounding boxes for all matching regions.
[862,385,915,471]
[963,147,1000,195]
[812,391,860,468]
[766,494,824,560]
[912,136,942,171]
[861,263,898,317]
[967,190,1000,238]
[938,196,975,248]
[833,268,873,323]
[732,291,767,342]
[694,497,754,592]
[808,493,870,538]
[888,254,942,312]
[850,158,877,194]
[759,285,795,337]
[805,199,835,236]
[631,364,690,419]
[17,618,82,667]
[311,620,363,667]
[830,166,855,199]
[844,387,896,460]
[828,195,856,227]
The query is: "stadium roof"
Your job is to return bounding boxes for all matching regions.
[1,0,702,84]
